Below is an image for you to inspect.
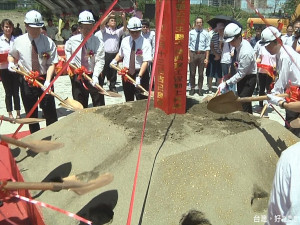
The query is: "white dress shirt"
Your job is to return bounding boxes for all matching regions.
[9,33,58,74]
[271,45,300,94]
[266,142,300,225]
[65,34,105,77]
[0,34,14,69]
[226,39,257,86]
[119,35,152,69]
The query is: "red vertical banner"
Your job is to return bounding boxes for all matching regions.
[154,0,189,114]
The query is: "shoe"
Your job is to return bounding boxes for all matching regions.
[208,90,212,94]
[189,89,195,96]
[16,115,21,119]
[198,90,203,96]
[110,87,118,93]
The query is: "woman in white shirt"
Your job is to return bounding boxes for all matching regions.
[0,19,21,119]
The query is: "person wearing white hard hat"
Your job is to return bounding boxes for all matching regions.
[110,16,152,102]
[95,10,127,93]
[65,10,105,108]
[261,26,300,137]
[218,22,257,114]
[7,10,58,133]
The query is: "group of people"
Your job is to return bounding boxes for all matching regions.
[0,9,156,134]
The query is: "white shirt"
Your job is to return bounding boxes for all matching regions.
[99,26,124,53]
[65,34,105,77]
[221,41,234,64]
[226,39,257,86]
[281,34,295,47]
[9,33,58,75]
[141,30,155,59]
[0,34,15,69]
[266,142,300,225]
[257,46,276,73]
[271,45,300,94]
[61,29,72,41]
[46,25,58,40]
[119,35,152,69]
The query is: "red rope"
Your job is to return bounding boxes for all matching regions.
[126,1,165,224]
[13,0,119,137]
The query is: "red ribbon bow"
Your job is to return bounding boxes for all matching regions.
[118,67,129,82]
[285,85,300,103]
[257,63,276,81]
[24,71,44,87]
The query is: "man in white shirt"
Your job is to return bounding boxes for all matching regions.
[111,17,152,102]
[45,19,58,41]
[65,11,105,108]
[95,11,127,93]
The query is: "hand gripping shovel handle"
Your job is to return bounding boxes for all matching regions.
[68,64,110,96]
[14,68,81,110]
[236,93,288,102]
[110,64,150,96]
[14,69,66,104]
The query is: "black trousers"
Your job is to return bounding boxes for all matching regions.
[122,69,149,102]
[237,74,257,114]
[285,110,300,137]
[103,52,118,89]
[258,73,273,107]
[70,75,105,108]
[1,69,21,112]
[20,77,58,134]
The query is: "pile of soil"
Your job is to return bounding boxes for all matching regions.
[13,98,298,225]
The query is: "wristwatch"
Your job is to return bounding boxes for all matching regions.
[279,101,286,109]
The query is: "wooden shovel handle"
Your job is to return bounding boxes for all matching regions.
[68,64,110,96]
[110,64,149,95]
[15,69,66,103]
[236,93,288,102]
[0,135,30,149]
[1,181,81,191]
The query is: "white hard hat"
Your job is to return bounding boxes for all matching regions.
[127,17,142,31]
[24,10,44,28]
[223,23,242,42]
[260,26,281,46]
[78,11,95,24]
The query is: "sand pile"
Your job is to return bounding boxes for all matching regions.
[13,98,299,225]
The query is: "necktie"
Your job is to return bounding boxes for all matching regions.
[31,40,39,72]
[129,40,135,75]
[81,44,88,68]
[195,31,200,51]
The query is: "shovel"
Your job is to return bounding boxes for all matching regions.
[110,64,153,97]
[14,68,83,111]
[0,135,64,153]
[69,64,122,98]
[1,172,113,195]
[0,115,45,124]
[207,91,288,114]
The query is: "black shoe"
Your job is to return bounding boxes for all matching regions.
[189,89,195,96]
[110,87,118,93]
[198,90,203,96]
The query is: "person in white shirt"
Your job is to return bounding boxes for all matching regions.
[261,26,300,137]
[111,17,152,102]
[65,10,105,108]
[60,22,72,44]
[95,11,126,93]
[45,18,58,41]
[7,10,58,133]
[218,23,257,114]
[0,19,21,119]
[264,142,300,225]
[281,24,294,47]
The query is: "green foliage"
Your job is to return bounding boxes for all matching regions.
[283,0,300,16]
